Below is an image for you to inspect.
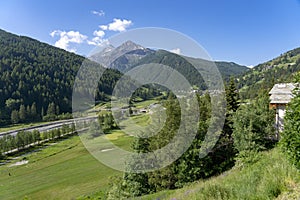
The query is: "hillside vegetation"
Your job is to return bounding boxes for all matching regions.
[0,29,123,125]
[141,148,300,200]
[132,50,248,90]
[237,47,300,99]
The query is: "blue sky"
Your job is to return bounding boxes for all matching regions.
[0,0,300,66]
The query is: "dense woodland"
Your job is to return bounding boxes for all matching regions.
[0,29,82,124]
[0,29,153,125]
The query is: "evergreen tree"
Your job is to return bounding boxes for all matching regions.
[214,77,240,170]
[19,104,26,122]
[26,105,31,119]
[226,77,240,112]
[11,110,19,124]
[41,107,45,118]
[232,93,275,164]
[122,132,152,197]
[47,102,56,116]
[55,105,60,115]
[30,102,37,120]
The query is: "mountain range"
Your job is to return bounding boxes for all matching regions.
[1,28,300,124]
[90,40,248,83]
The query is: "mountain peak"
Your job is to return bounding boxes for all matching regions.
[117,40,145,51]
[89,40,152,69]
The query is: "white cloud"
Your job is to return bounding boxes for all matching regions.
[87,37,108,46]
[93,30,105,38]
[247,65,254,68]
[170,48,181,55]
[87,29,106,46]
[50,30,60,37]
[50,30,87,52]
[99,25,108,30]
[91,10,105,16]
[100,18,133,32]
[50,18,133,50]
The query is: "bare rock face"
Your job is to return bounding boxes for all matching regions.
[89,40,154,72]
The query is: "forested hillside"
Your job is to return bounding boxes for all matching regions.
[132,50,248,90]
[0,29,122,125]
[237,47,300,99]
[91,40,248,81]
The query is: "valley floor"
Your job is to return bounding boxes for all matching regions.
[0,132,133,200]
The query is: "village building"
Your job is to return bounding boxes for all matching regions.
[269,83,295,136]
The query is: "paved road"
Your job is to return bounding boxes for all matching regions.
[0,116,97,137]
[1,102,163,138]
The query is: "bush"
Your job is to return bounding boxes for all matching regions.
[279,80,300,169]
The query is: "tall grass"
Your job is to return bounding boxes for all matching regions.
[141,148,300,200]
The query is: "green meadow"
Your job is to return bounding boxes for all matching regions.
[0,108,155,200]
[0,132,133,200]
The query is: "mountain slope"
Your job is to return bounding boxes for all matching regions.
[237,47,300,99]
[0,29,122,125]
[90,41,248,84]
[90,40,154,71]
[215,61,249,81]
[132,50,248,90]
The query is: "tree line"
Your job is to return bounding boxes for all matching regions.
[0,123,75,156]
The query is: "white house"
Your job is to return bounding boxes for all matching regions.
[269,83,295,135]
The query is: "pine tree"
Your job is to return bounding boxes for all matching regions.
[26,105,31,119]
[30,102,37,120]
[221,77,240,157]
[226,77,240,112]
[11,110,19,124]
[47,102,56,116]
[19,104,26,122]
[122,132,152,197]
[55,105,60,115]
[41,107,45,118]
[232,93,275,164]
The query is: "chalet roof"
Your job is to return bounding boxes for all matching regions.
[269,83,296,104]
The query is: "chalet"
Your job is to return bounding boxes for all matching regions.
[269,83,295,135]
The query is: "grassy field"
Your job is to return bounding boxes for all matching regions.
[133,99,158,109]
[0,131,134,200]
[141,148,300,200]
[0,101,159,200]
